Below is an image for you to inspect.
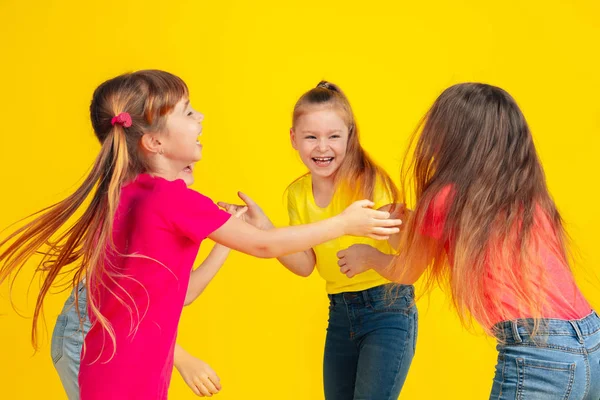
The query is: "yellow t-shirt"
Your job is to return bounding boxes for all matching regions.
[287,174,394,294]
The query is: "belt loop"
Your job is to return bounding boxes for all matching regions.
[362,289,370,305]
[569,320,584,344]
[511,321,523,343]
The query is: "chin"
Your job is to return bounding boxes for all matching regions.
[311,168,337,180]
[182,176,194,186]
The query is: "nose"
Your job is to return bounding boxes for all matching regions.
[197,111,204,122]
[317,138,328,152]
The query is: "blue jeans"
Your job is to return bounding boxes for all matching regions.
[51,283,90,400]
[490,310,600,399]
[324,284,418,400]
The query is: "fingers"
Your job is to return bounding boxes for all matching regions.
[234,206,248,218]
[337,258,346,267]
[216,201,231,209]
[238,191,256,207]
[353,199,375,208]
[371,226,400,235]
[217,201,247,215]
[373,217,403,227]
[336,249,346,259]
[369,209,391,219]
[187,378,201,396]
[208,373,222,391]
[367,234,390,241]
[193,377,211,397]
[202,376,220,395]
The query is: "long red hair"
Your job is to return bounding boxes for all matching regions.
[394,83,570,331]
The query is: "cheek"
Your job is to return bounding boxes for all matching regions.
[298,143,314,159]
[333,142,348,158]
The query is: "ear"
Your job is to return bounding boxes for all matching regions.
[290,128,298,150]
[140,132,163,154]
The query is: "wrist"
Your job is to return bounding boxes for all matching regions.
[333,214,348,237]
[370,248,390,272]
[261,219,275,230]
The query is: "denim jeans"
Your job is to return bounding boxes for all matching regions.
[324,284,418,400]
[51,283,91,400]
[490,310,600,399]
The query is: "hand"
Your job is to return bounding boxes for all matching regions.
[217,192,273,230]
[379,203,410,222]
[337,244,379,278]
[219,201,248,219]
[339,200,402,240]
[175,352,222,397]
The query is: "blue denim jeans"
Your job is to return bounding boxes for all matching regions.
[324,284,418,400]
[51,283,90,400]
[490,310,600,399]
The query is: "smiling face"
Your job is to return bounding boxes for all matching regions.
[291,107,349,181]
[141,97,205,184]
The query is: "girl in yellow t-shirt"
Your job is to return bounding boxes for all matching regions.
[222,81,417,399]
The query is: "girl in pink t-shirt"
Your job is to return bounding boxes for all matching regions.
[341,83,598,398]
[0,70,402,399]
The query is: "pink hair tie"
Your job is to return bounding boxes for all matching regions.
[111,112,132,128]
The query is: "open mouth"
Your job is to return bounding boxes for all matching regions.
[183,164,194,173]
[312,157,334,167]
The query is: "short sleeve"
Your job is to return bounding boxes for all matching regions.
[419,185,452,240]
[164,181,231,243]
[372,179,395,210]
[287,188,302,226]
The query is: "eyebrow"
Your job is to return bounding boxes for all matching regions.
[301,129,343,135]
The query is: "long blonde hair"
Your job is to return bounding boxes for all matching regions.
[0,70,188,349]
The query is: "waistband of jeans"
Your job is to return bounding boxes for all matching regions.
[492,310,600,344]
[327,283,414,305]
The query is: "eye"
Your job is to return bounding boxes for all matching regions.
[305,135,316,139]
[330,135,341,139]
[187,111,193,116]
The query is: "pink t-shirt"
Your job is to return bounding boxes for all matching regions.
[79,174,230,400]
[421,185,591,328]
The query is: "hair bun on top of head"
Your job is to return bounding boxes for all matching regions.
[316,81,341,92]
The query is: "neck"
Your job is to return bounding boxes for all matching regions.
[311,174,336,207]
[146,157,181,182]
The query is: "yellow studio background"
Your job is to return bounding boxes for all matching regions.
[0,0,599,399]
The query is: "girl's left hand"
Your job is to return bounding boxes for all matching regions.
[175,352,222,397]
[337,244,379,278]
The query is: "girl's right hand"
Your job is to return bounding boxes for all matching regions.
[217,192,274,230]
[339,200,402,240]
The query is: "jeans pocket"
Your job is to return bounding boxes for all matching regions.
[516,357,576,400]
[51,314,68,364]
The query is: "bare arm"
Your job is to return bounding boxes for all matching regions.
[174,344,221,397]
[209,199,401,259]
[277,249,317,277]
[184,244,231,306]
[246,216,316,277]
[377,203,409,250]
[337,237,435,284]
